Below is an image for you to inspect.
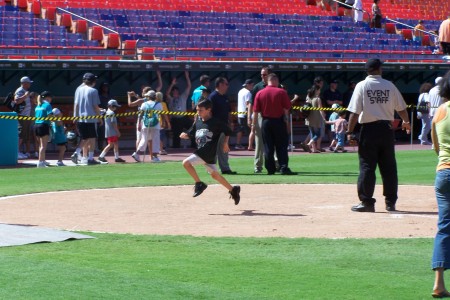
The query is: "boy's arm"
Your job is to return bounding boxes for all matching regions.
[113,120,120,137]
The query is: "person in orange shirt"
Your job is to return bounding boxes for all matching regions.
[413,20,425,44]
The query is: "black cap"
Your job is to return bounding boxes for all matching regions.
[365,58,383,71]
[40,91,52,98]
[83,72,97,81]
[242,79,254,86]
[331,79,338,84]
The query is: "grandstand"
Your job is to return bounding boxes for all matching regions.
[0,0,448,62]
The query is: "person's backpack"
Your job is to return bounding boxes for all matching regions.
[2,92,15,111]
[417,94,429,114]
[143,102,159,127]
[301,102,313,118]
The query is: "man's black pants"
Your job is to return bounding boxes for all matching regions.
[357,120,398,206]
[261,117,289,174]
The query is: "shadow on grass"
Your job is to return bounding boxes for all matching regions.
[209,210,305,217]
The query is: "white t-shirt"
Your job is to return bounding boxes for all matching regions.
[237,87,251,118]
[428,85,443,117]
[347,75,407,123]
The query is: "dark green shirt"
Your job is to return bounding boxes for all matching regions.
[250,81,267,105]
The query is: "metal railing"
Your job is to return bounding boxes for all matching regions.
[385,17,439,38]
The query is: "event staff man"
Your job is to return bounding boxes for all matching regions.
[347,58,411,213]
[253,73,294,175]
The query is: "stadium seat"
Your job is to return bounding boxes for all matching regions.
[422,35,430,46]
[16,0,27,10]
[385,23,396,34]
[31,0,41,15]
[140,47,155,60]
[59,13,73,28]
[90,26,104,42]
[122,39,137,58]
[45,7,57,23]
[105,33,120,49]
[74,20,88,34]
[402,29,413,40]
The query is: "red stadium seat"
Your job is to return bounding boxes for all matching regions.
[31,0,41,15]
[16,0,27,9]
[141,47,155,60]
[385,23,396,34]
[90,26,104,42]
[105,33,120,49]
[74,20,88,34]
[402,29,413,40]
[422,35,430,46]
[122,40,137,57]
[59,13,72,28]
[45,7,57,23]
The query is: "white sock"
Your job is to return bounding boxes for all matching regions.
[114,150,119,159]
[88,151,94,160]
[75,148,81,156]
[99,150,107,158]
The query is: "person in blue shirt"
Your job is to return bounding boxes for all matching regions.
[34,91,53,168]
[51,108,67,166]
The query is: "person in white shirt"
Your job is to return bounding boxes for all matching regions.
[416,82,433,145]
[429,77,444,119]
[353,0,363,23]
[235,79,254,150]
[346,58,411,213]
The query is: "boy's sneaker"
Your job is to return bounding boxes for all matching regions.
[131,152,140,162]
[152,157,161,163]
[115,157,126,163]
[36,161,48,168]
[87,159,101,165]
[193,182,208,197]
[234,144,245,150]
[71,153,78,164]
[229,185,241,205]
[80,157,88,165]
[98,157,108,163]
[18,152,27,159]
[159,149,167,155]
[44,161,50,166]
[56,161,65,167]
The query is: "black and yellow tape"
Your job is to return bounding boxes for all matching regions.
[0,104,424,121]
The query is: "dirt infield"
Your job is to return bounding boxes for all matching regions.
[0,184,438,239]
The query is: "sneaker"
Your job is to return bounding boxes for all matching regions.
[33,152,39,158]
[43,161,50,166]
[87,159,101,165]
[131,152,140,162]
[24,152,30,158]
[254,168,262,174]
[115,157,126,163]
[229,185,241,205]
[98,157,108,163]
[159,149,167,155]
[222,170,237,175]
[152,157,161,163]
[80,157,88,165]
[193,181,208,197]
[36,161,47,168]
[18,152,27,159]
[71,153,78,164]
[421,141,432,145]
[333,148,338,153]
[234,144,245,150]
[386,203,396,212]
[56,161,65,167]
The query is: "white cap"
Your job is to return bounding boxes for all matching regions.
[107,99,121,107]
[144,90,156,98]
[20,76,33,83]
[436,77,443,85]
[52,108,61,115]
[332,103,341,109]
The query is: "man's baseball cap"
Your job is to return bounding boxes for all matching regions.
[144,90,156,98]
[242,79,254,86]
[40,91,52,98]
[332,103,341,109]
[20,76,33,83]
[365,58,383,71]
[52,108,62,115]
[83,73,97,81]
[107,99,121,107]
[435,77,443,85]
[331,79,338,84]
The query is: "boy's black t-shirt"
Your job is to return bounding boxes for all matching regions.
[187,116,232,164]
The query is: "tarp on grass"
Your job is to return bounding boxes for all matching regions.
[0,224,94,247]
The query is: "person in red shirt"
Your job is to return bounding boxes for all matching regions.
[252,73,295,175]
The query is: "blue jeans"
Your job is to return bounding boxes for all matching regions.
[432,168,450,270]
[419,113,431,144]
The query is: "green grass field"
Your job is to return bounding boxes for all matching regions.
[0,150,439,299]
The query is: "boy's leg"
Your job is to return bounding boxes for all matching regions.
[58,145,66,161]
[210,170,233,191]
[182,158,201,183]
[99,143,112,158]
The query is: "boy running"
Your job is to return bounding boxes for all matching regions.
[180,99,241,205]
